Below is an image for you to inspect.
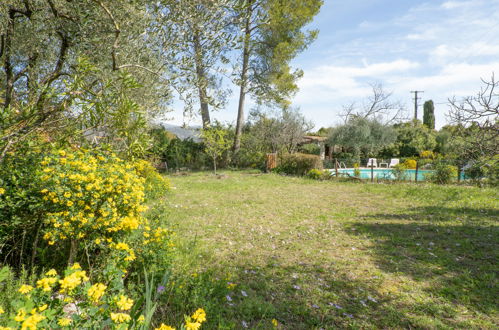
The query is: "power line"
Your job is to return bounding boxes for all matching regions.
[410,91,424,120]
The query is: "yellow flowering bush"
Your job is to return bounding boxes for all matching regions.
[37,149,173,269]
[133,159,170,200]
[403,159,417,169]
[40,149,147,246]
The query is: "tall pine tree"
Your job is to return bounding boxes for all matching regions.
[423,100,435,129]
[232,0,323,152]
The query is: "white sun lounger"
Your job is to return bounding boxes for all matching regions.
[389,158,400,167]
[367,158,377,168]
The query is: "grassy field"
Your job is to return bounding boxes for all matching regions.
[150,171,498,329]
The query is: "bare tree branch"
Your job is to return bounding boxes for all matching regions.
[340,83,407,124]
[448,74,499,158]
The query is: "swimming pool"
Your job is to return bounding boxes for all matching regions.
[332,168,433,181]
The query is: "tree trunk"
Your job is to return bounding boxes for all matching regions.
[213,157,217,175]
[3,11,15,110]
[233,0,253,153]
[68,239,78,266]
[194,30,211,129]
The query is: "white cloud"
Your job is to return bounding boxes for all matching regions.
[441,1,470,10]
[296,60,419,103]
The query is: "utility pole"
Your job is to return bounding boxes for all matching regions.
[410,91,424,121]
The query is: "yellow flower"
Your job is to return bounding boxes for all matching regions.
[14,308,26,322]
[87,283,107,303]
[66,201,73,207]
[137,315,145,323]
[114,242,130,250]
[227,283,236,290]
[64,192,71,198]
[155,324,175,330]
[0,326,12,330]
[116,295,134,310]
[110,312,131,324]
[0,306,4,314]
[191,308,206,323]
[0,187,6,195]
[185,321,201,330]
[38,304,48,312]
[59,270,89,293]
[45,269,57,276]
[18,285,33,294]
[70,262,81,270]
[57,317,72,326]
[272,319,278,327]
[36,277,58,291]
[21,313,45,330]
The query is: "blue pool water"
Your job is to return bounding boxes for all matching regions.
[333,168,434,181]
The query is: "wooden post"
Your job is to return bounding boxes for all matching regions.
[371,164,374,183]
[266,153,277,172]
[415,160,419,183]
[457,162,462,182]
[335,158,338,177]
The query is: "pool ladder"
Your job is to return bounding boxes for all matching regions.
[334,161,347,169]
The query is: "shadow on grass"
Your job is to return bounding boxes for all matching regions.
[349,219,498,318]
[360,206,499,223]
[161,260,414,329]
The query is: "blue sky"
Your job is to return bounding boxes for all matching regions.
[168,0,499,129]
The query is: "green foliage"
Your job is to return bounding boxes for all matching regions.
[393,121,437,157]
[153,0,235,126]
[0,139,49,268]
[299,143,321,155]
[0,2,168,157]
[235,108,312,168]
[428,164,458,184]
[353,163,361,178]
[423,100,435,129]
[306,168,324,180]
[465,156,499,186]
[202,127,231,174]
[235,0,323,107]
[275,153,322,176]
[391,163,408,181]
[328,117,397,159]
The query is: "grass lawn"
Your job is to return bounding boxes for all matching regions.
[150,171,498,329]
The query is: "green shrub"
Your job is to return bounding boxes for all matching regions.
[465,161,485,182]
[299,143,321,155]
[483,156,499,186]
[465,156,499,186]
[0,141,48,269]
[391,163,409,181]
[353,163,360,178]
[430,164,458,184]
[306,169,324,180]
[275,153,323,176]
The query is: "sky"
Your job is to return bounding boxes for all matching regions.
[166,0,499,130]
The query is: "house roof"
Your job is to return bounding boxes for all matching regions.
[159,123,202,142]
[301,135,327,144]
